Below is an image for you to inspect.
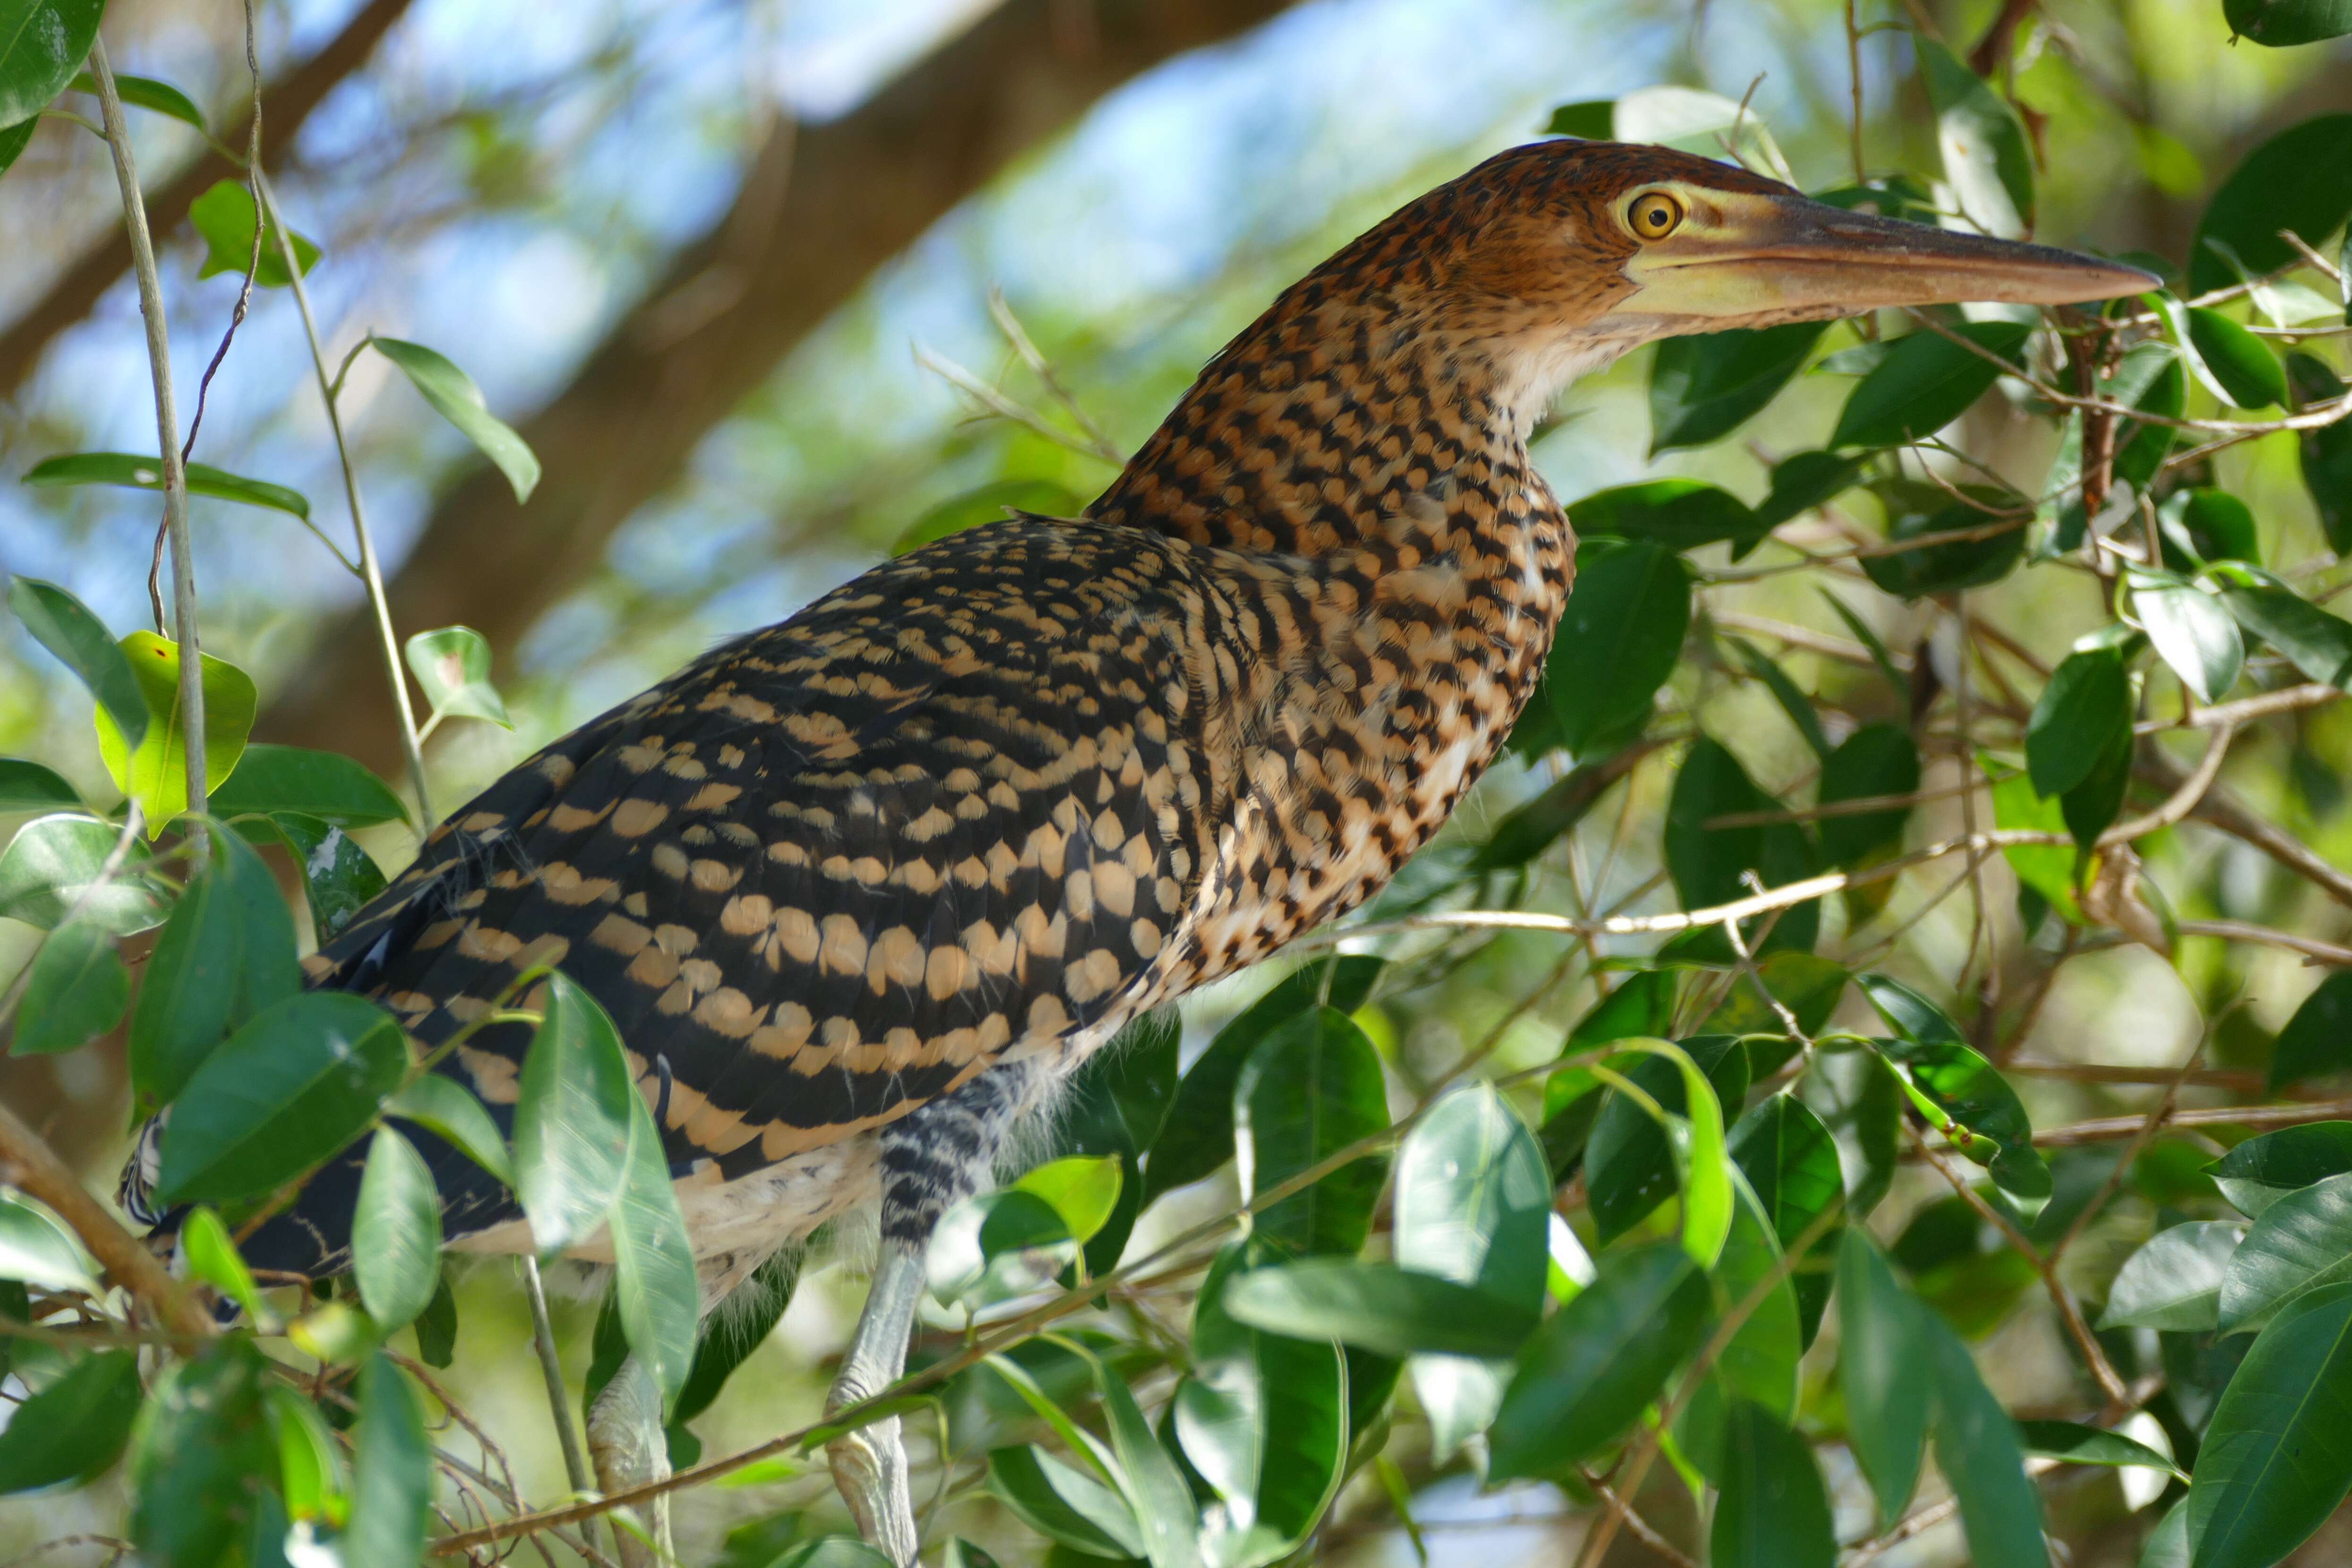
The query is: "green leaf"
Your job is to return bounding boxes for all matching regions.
[2186,1282,2352,1566]
[1063,1341,1201,1568]
[514,971,635,1256]
[1234,1006,1390,1257]
[2217,1172,2352,1333]
[668,1247,795,1428]
[2027,647,2132,798]
[1707,1170,1805,1420]
[1862,487,2028,598]
[371,337,541,504]
[264,1384,347,1525]
[1648,324,1825,454]
[1015,1155,1124,1246]
[2103,1221,2243,1330]
[1468,753,1631,872]
[1039,1010,1175,1277]
[2161,488,2262,568]
[1839,1231,1932,1525]
[2018,1419,2184,1475]
[130,1340,275,1567]
[1753,449,1872,531]
[156,992,406,1205]
[2225,0,2352,43]
[402,625,511,728]
[6,576,146,751]
[389,1076,516,1190]
[2188,114,2352,296]
[892,478,1085,556]
[1141,958,1381,1206]
[93,631,259,834]
[1724,635,1831,758]
[1917,38,2034,236]
[413,1276,458,1370]
[1701,951,1848,1042]
[11,914,128,1055]
[267,812,389,945]
[988,1444,1145,1559]
[1567,479,1762,552]
[344,1354,431,1568]
[1710,1402,1835,1568]
[2269,970,2352,1092]
[181,1205,269,1325]
[2113,342,2187,491]
[1545,539,1690,754]
[2287,353,2352,555]
[67,68,203,129]
[2219,581,2352,687]
[0,1188,95,1293]
[129,824,300,1108]
[354,1127,444,1335]
[2211,1124,2352,1218]
[1223,1260,1538,1358]
[1817,723,1919,868]
[0,0,103,128]
[1486,1244,1710,1480]
[208,744,407,826]
[0,813,162,934]
[2134,571,2242,703]
[1585,1035,1746,1253]
[23,451,310,519]
[1924,1313,2050,1568]
[612,1091,700,1411]
[0,1349,141,1492]
[0,113,29,177]
[187,178,320,286]
[1730,1095,1844,1345]
[929,1188,1078,1308]
[768,1541,898,1568]
[0,757,80,812]
[1868,1024,2050,1216]
[2187,309,2288,408]
[1665,735,1819,954]
[1831,321,2030,449]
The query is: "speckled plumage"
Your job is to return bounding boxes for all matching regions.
[195,140,1772,1280]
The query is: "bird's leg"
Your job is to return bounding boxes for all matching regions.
[829,1060,1046,1565]
[587,1351,672,1568]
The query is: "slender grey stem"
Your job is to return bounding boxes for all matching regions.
[88,38,205,829]
[252,171,436,827]
[517,1256,599,1513]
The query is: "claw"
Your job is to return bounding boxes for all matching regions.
[825,1404,919,1566]
[588,1354,674,1568]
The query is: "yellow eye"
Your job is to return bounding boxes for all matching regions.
[1627,191,1685,240]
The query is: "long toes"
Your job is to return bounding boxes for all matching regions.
[826,1417,919,1567]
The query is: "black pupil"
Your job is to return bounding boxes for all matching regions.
[1641,200,1670,231]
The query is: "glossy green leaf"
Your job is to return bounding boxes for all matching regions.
[372,337,541,503]
[130,1340,274,1567]
[1917,38,2033,236]
[1711,1402,1835,1568]
[2103,1222,2243,1331]
[1567,479,1762,551]
[66,67,202,128]
[1234,1006,1390,1257]
[2218,1172,2352,1333]
[2113,342,2187,491]
[93,631,259,833]
[344,1354,431,1568]
[6,576,146,751]
[2145,1499,2192,1568]
[514,971,635,1256]
[1061,1340,1200,1568]
[1548,85,1789,170]
[181,1205,269,1325]
[1839,1230,1932,1525]
[385,1071,513,1188]
[2161,488,2262,568]
[0,1188,95,1294]
[768,1541,898,1568]
[1869,1026,2050,1216]
[1585,1035,1745,1255]
[129,823,300,1107]
[1487,1244,1709,1480]
[2027,647,2132,798]
[1730,1094,1844,1344]
[1861,487,2028,598]
[156,991,406,1205]
[1925,1311,2050,1567]
[1224,1260,1537,1358]
[2188,309,2288,408]
[0,1349,141,1492]
[1725,635,1830,758]
[413,1276,458,1370]
[403,625,512,728]
[1817,722,1919,867]
[0,113,29,176]
[22,451,309,519]
[1701,952,1848,1043]
[264,1384,347,1525]
[2225,0,2352,43]
[11,914,128,1055]
[988,1444,1144,1559]
[187,178,320,286]
[354,1126,444,1335]
[1648,323,1824,454]
[2211,1124,2352,1218]
[0,813,163,934]
[1664,734,1818,954]
[1545,539,1690,754]
[2134,571,2242,703]
[892,478,1086,556]
[268,811,389,945]
[1143,960,1377,1207]
[1753,449,1872,531]
[1015,1155,1124,1246]
[930,1188,1077,1308]
[1831,321,2029,449]
[0,0,103,127]
[613,1090,701,1409]
[209,744,406,826]
[1468,753,1633,872]
[1042,1010,1176,1276]
[2287,353,2352,555]
[2186,1282,2352,1567]
[0,757,79,812]
[2188,115,2352,296]
[2269,970,2352,1092]
[2220,581,2352,688]
[1706,1170,1805,1421]
[2018,1419,2184,1475]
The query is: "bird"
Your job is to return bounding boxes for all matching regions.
[124,137,2152,1564]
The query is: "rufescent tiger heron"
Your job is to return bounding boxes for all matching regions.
[126,139,2154,1563]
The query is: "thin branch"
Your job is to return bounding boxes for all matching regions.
[2175,919,2352,968]
[517,1256,600,1526]
[2098,722,2232,846]
[2140,682,2340,733]
[914,343,1124,466]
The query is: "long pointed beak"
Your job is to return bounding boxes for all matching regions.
[1627,191,2159,322]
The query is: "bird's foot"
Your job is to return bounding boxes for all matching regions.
[588,1353,674,1568]
[825,1381,918,1566]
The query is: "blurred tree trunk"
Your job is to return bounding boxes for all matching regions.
[260,0,1296,778]
[0,0,416,396]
